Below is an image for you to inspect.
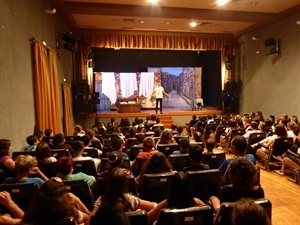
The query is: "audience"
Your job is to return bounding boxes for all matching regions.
[231,198,271,225]
[173,137,190,154]
[219,135,255,176]
[0,191,24,224]
[22,177,90,225]
[0,139,15,180]
[3,155,48,187]
[35,142,57,163]
[51,133,74,156]
[73,140,100,170]
[90,205,130,225]
[205,138,216,153]
[183,145,210,172]
[24,135,38,151]
[92,168,156,215]
[147,171,205,224]
[56,156,96,187]
[99,151,133,177]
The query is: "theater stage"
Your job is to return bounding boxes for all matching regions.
[84,106,223,119]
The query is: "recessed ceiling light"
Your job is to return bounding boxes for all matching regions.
[140,20,145,24]
[190,22,197,27]
[166,22,171,25]
[217,0,230,6]
[148,0,158,4]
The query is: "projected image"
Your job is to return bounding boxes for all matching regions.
[94,67,202,111]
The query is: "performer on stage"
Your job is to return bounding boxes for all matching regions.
[152,81,170,114]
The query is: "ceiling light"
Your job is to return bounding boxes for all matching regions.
[217,0,230,6]
[190,22,197,27]
[140,20,145,24]
[166,22,171,25]
[148,0,158,4]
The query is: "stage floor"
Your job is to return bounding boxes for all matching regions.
[84,106,223,119]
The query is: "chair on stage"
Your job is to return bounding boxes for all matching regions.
[156,206,213,225]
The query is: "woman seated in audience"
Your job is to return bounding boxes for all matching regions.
[35,142,57,163]
[0,139,15,180]
[90,205,130,225]
[86,129,103,150]
[147,171,205,224]
[56,156,96,187]
[92,168,156,216]
[231,198,270,225]
[210,157,264,210]
[0,191,24,224]
[255,125,287,159]
[73,125,86,136]
[22,177,90,225]
[275,144,300,175]
[135,152,173,185]
[156,129,176,148]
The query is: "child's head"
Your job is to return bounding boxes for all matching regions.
[205,138,216,152]
[15,155,37,174]
[188,145,203,163]
[26,135,38,146]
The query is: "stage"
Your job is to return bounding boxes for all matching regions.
[83,106,223,119]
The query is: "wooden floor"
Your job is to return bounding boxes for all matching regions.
[85,106,223,119]
[226,153,300,225]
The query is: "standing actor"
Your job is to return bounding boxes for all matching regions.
[152,81,170,114]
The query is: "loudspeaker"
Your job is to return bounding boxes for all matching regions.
[264,38,276,47]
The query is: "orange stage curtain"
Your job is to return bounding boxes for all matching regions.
[82,31,233,50]
[62,83,74,136]
[33,41,62,134]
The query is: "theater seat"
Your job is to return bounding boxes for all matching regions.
[187,169,222,202]
[126,210,148,225]
[156,206,213,225]
[214,199,272,225]
[201,152,226,169]
[139,172,175,202]
[168,154,190,171]
[54,217,77,225]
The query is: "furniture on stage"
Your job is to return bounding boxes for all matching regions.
[118,102,141,113]
[192,98,204,110]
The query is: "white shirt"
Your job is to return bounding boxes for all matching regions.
[154,86,164,99]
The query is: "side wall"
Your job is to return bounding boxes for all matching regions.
[0,0,73,151]
[239,14,300,117]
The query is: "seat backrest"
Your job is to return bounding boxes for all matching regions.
[73,160,98,177]
[95,175,137,198]
[127,138,138,149]
[189,142,204,151]
[65,136,82,142]
[230,128,246,137]
[82,147,99,158]
[38,161,58,178]
[132,157,149,177]
[129,146,144,161]
[173,136,189,144]
[63,179,94,211]
[139,172,175,202]
[204,123,218,139]
[12,151,37,160]
[202,152,226,169]
[42,136,55,143]
[216,199,272,225]
[157,143,179,158]
[50,149,71,159]
[248,132,267,145]
[99,157,131,173]
[157,206,213,225]
[168,154,190,171]
[187,169,222,202]
[126,210,148,225]
[271,137,294,156]
[0,182,39,213]
[215,125,227,144]
[53,217,77,225]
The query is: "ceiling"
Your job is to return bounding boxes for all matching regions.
[51,0,300,36]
